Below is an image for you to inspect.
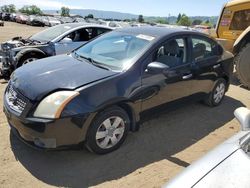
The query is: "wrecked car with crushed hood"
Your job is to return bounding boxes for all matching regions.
[0,23,112,79]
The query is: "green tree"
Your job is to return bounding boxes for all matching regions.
[203,20,213,27]
[176,13,182,23]
[138,14,144,23]
[123,19,131,22]
[85,14,94,19]
[192,19,203,25]
[61,7,70,17]
[19,5,43,15]
[177,14,191,26]
[1,4,16,13]
[156,18,169,24]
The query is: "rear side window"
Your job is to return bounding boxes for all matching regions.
[89,28,110,39]
[230,9,250,30]
[191,37,218,62]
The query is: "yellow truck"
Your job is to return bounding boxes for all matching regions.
[216,0,250,88]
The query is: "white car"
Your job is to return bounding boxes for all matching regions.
[43,16,61,27]
[165,107,250,188]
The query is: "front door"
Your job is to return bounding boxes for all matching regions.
[141,37,196,111]
[55,27,111,55]
[54,28,92,55]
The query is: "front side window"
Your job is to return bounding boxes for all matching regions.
[154,38,187,68]
[74,32,153,71]
[230,9,250,30]
[191,37,217,62]
[63,29,90,42]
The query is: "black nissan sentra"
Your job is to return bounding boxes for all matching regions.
[3,27,234,154]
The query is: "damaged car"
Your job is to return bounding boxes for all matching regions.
[0,23,112,79]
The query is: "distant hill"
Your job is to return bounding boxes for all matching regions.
[146,16,218,25]
[44,9,218,25]
[44,9,138,20]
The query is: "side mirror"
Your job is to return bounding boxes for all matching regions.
[60,37,72,43]
[234,107,250,131]
[146,62,169,74]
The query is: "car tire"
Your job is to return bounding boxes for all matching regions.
[16,52,44,67]
[235,43,250,89]
[204,78,226,107]
[85,106,130,154]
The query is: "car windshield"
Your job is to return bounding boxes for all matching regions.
[74,31,154,71]
[30,24,74,42]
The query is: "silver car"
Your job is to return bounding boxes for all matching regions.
[0,23,112,79]
[165,107,250,188]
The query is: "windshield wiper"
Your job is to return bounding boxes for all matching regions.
[91,60,111,71]
[74,52,111,71]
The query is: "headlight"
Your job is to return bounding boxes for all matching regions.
[33,91,79,119]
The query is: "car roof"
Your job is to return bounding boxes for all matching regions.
[57,22,113,30]
[226,0,250,7]
[116,26,199,38]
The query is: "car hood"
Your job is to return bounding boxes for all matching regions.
[0,37,46,52]
[193,149,250,188]
[11,54,119,101]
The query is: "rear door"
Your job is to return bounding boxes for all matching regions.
[190,36,224,97]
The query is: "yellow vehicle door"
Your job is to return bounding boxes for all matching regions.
[217,1,250,51]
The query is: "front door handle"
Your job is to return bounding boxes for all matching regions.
[213,64,221,69]
[182,74,193,80]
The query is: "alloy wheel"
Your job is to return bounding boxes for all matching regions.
[213,83,225,103]
[96,116,125,149]
[23,58,37,64]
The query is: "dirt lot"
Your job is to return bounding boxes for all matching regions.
[0,21,249,188]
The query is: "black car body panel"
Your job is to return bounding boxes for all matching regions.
[11,54,119,101]
[3,27,234,149]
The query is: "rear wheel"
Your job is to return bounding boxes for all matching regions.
[235,43,250,89]
[85,106,130,154]
[204,78,226,107]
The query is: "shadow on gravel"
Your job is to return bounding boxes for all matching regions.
[10,96,244,188]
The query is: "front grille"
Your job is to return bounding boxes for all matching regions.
[5,83,28,114]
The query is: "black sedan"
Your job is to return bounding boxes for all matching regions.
[3,27,234,154]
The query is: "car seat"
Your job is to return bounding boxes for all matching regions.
[156,40,182,68]
[193,43,206,61]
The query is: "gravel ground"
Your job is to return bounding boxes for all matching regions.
[0,21,249,188]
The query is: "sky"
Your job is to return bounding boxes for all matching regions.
[0,0,230,17]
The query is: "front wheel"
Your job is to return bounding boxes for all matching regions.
[85,106,130,154]
[16,52,43,68]
[204,78,226,107]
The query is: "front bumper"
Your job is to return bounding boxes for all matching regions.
[0,52,13,79]
[3,102,89,149]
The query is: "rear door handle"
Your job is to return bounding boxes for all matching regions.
[182,74,193,80]
[213,64,221,69]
